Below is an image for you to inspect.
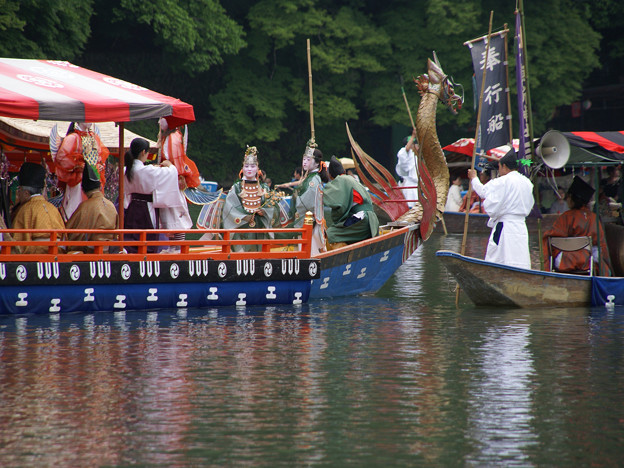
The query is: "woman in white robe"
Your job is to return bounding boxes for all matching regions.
[123,138,182,253]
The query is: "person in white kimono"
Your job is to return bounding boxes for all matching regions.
[395,128,419,207]
[123,138,183,253]
[444,174,463,212]
[467,149,535,269]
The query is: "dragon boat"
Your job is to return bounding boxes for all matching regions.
[0,56,462,315]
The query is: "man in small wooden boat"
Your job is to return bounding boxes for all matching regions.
[12,162,65,254]
[395,128,419,207]
[324,156,379,250]
[53,122,109,220]
[222,146,279,252]
[542,176,612,276]
[467,149,535,269]
[65,164,119,253]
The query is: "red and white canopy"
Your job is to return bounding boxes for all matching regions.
[0,58,194,127]
[443,138,518,160]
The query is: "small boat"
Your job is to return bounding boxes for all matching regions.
[436,249,594,308]
[436,249,624,308]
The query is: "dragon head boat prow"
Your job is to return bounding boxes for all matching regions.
[417,52,463,115]
[396,52,463,240]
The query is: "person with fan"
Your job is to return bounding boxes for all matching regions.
[278,141,329,255]
[51,122,109,220]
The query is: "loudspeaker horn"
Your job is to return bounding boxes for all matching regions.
[537,130,570,169]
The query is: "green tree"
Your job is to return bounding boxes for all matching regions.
[118,0,245,75]
[0,0,92,59]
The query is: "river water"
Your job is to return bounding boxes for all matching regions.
[1,233,623,467]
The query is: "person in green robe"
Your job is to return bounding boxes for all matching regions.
[324,156,379,247]
[222,146,279,252]
[276,141,329,255]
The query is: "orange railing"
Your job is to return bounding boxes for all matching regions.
[0,221,314,263]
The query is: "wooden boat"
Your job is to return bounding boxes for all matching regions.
[436,249,594,308]
[0,55,458,315]
[0,219,420,314]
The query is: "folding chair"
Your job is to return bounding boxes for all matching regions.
[548,236,593,275]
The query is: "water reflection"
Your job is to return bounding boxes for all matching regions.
[0,236,622,466]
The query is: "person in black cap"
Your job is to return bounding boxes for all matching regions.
[12,162,65,254]
[323,156,379,248]
[65,165,119,253]
[467,147,535,268]
[542,176,612,275]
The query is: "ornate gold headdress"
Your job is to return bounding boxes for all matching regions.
[243,145,259,166]
[302,139,317,159]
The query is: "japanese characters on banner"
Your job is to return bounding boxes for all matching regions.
[467,32,511,156]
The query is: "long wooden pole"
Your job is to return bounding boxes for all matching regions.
[517,0,544,270]
[457,10,494,306]
[307,38,315,143]
[401,87,416,130]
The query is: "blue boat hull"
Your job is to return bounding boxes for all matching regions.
[0,258,319,314]
[311,225,420,298]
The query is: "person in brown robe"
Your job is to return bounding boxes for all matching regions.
[65,165,119,253]
[12,162,65,254]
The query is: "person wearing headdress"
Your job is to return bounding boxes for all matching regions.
[467,148,535,269]
[221,146,278,252]
[65,165,119,253]
[12,162,65,254]
[542,176,612,275]
[123,137,182,253]
[395,127,419,207]
[157,117,198,250]
[279,140,329,255]
[54,122,109,219]
[324,156,379,248]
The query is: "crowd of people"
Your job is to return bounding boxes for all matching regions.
[2,123,382,256]
[2,122,618,275]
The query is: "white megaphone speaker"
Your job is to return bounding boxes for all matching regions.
[537,130,570,169]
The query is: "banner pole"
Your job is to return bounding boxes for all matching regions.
[457,10,494,307]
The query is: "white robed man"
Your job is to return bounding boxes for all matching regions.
[467,149,535,269]
[395,128,419,207]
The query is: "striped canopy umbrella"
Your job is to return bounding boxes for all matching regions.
[0,58,194,127]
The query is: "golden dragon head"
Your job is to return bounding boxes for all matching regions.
[415,52,464,114]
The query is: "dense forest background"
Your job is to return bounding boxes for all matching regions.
[0,0,621,186]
